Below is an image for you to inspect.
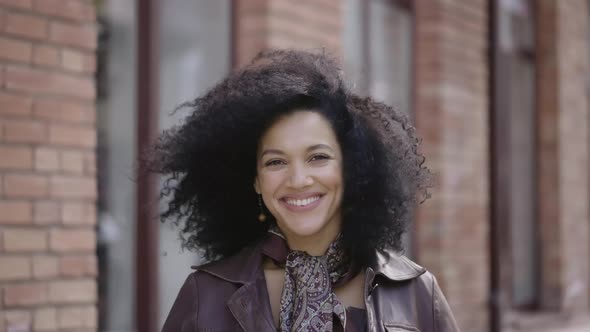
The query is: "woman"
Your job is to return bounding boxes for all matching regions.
[153,49,459,331]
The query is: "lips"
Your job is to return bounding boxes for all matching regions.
[280,193,324,210]
[284,195,321,207]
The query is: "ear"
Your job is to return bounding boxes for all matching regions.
[253,177,261,194]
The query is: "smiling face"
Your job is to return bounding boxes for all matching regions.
[255,111,344,253]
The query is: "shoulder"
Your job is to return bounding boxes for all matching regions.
[372,255,460,332]
[191,240,265,284]
[161,269,248,332]
[372,252,442,303]
[372,250,426,281]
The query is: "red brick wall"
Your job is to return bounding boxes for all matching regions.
[414,1,490,331]
[233,0,342,67]
[232,0,590,330]
[537,0,590,313]
[0,0,98,331]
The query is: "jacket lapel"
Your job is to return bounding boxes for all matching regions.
[227,282,276,332]
[364,251,427,332]
[364,267,378,332]
[197,241,276,331]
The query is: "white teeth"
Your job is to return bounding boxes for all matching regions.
[285,196,320,207]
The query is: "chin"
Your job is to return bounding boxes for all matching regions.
[278,217,330,238]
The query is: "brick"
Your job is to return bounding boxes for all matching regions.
[86,2,96,21]
[0,256,31,280]
[61,201,95,225]
[33,200,59,224]
[57,305,96,329]
[0,92,33,117]
[33,0,95,22]
[33,307,57,331]
[4,282,48,306]
[34,99,95,124]
[48,279,96,303]
[83,151,95,175]
[3,120,47,143]
[60,48,84,72]
[48,21,97,50]
[0,37,32,62]
[49,175,96,199]
[32,98,60,120]
[0,145,32,170]
[4,12,47,40]
[49,228,95,252]
[32,255,58,279]
[60,100,95,124]
[59,254,96,277]
[5,66,95,99]
[0,0,32,9]
[32,44,59,67]
[4,174,49,198]
[48,124,96,148]
[2,310,32,332]
[61,48,95,73]
[34,147,59,172]
[60,150,84,174]
[3,228,47,251]
[0,200,32,224]
[4,67,47,93]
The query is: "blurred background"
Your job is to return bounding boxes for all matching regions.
[0,0,588,331]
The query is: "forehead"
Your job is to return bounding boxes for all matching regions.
[259,111,339,149]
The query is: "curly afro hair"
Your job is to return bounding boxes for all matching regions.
[147,49,432,267]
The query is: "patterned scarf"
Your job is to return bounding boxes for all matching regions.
[262,225,353,332]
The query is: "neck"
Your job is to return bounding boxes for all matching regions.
[282,221,341,256]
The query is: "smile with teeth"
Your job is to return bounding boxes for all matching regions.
[284,195,321,207]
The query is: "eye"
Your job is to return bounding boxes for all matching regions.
[264,159,286,167]
[309,154,330,162]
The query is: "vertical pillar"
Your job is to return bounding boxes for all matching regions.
[536,0,590,313]
[0,1,99,331]
[136,0,159,331]
[414,1,490,331]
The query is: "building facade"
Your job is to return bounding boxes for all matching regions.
[0,0,589,332]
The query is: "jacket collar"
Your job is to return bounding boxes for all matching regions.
[192,240,265,284]
[192,241,277,332]
[372,249,426,281]
[194,239,426,284]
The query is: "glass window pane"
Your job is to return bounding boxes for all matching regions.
[157,0,232,329]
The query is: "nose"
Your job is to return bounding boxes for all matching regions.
[287,163,313,188]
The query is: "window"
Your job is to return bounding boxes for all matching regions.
[343,0,415,254]
[492,0,539,311]
[344,0,413,117]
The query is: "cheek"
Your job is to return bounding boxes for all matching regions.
[257,172,284,195]
[319,165,343,189]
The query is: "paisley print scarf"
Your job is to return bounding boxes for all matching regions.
[262,225,353,331]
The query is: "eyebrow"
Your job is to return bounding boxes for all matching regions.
[259,144,334,159]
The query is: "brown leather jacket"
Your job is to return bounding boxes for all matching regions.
[162,241,460,332]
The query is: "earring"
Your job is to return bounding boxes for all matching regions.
[258,194,267,222]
